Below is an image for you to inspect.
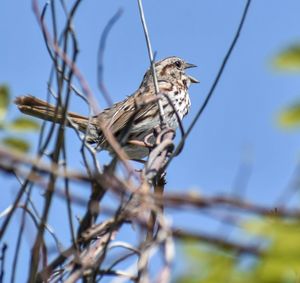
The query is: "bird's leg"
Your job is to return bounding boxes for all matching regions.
[127,140,151,149]
[127,131,156,149]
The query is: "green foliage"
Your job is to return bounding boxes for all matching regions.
[0,84,40,152]
[8,117,40,132]
[176,219,300,283]
[274,44,300,71]
[177,245,239,283]
[2,137,30,153]
[278,102,300,128]
[0,85,10,120]
[274,43,300,129]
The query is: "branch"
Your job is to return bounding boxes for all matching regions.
[172,229,261,256]
[97,8,123,106]
[0,146,89,182]
[169,0,253,163]
[137,0,166,125]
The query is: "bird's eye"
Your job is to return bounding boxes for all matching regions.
[175,60,182,69]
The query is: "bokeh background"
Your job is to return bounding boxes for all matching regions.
[1,1,300,281]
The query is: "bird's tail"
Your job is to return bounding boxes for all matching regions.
[15,95,90,133]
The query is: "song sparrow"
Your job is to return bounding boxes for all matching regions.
[15,56,198,159]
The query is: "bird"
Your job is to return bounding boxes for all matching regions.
[15,56,199,159]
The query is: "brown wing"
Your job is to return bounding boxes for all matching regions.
[91,81,173,146]
[94,88,156,134]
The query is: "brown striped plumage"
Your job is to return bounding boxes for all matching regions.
[15,56,198,159]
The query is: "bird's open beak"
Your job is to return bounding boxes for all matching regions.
[185,62,199,83]
[188,74,200,84]
[185,62,197,69]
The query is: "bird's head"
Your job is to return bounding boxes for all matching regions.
[154,56,199,85]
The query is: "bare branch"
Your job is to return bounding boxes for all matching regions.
[97,8,123,106]
[137,0,166,125]
[168,0,253,164]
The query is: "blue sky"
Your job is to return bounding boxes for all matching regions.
[1,0,300,281]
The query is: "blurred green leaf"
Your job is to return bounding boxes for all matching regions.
[274,44,300,71]
[0,85,10,120]
[278,102,300,128]
[177,219,300,283]
[1,137,30,153]
[250,220,300,283]
[0,121,5,131]
[177,242,242,283]
[8,117,40,132]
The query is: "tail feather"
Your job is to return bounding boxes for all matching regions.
[15,95,90,133]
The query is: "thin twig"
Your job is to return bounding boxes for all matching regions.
[0,244,7,283]
[168,0,252,164]
[172,229,261,256]
[137,0,166,126]
[97,8,123,106]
